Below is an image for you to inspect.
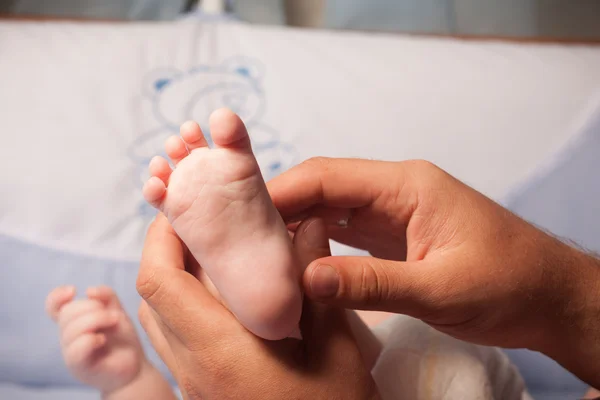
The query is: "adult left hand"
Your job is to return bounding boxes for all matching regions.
[136,214,379,400]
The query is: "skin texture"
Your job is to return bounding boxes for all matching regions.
[137,216,380,400]
[135,155,600,395]
[142,109,302,340]
[266,157,600,388]
[46,286,175,400]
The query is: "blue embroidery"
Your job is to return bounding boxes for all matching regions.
[154,78,171,91]
[127,56,298,219]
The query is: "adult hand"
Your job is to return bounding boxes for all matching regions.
[268,157,600,387]
[136,214,379,400]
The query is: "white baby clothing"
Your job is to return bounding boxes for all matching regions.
[371,315,532,400]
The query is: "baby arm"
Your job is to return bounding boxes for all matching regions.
[46,286,176,400]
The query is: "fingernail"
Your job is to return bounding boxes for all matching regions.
[310,264,339,298]
[303,219,328,249]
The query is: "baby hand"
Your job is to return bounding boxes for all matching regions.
[46,286,145,394]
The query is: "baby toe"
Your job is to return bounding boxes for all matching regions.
[149,156,172,184]
[180,121,208,151]
[165,135,188,165]
[143,176,166,209]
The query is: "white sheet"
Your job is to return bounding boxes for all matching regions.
[503,89,600,249]
[1,18,600,261]
[1,15,600,396]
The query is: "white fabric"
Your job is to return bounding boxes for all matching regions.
[2,18,600,262]
[372,316,532,400]
[503,88,600,250]
[1,15,600,397]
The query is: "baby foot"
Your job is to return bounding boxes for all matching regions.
[142,109,302,340]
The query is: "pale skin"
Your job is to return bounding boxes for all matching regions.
[142,109,302,340]
[142,109,381,365]
[137,155,600,398]
[137,216,380,400]
[45,286,176,400]
[46,218,380,400]
[46,110,383,400]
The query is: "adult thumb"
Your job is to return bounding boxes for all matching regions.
[303,256,432,314]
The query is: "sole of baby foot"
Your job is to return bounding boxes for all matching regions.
[143,109,302,340]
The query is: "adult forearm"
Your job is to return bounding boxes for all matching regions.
[535,244,600,388]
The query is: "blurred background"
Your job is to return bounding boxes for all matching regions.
[1,0,600,40]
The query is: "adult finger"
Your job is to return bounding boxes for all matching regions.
[137,213,185,279]
[267,157,409,219]
[136,214,225,347]
[139,302,197,400]
[138,301,178,375]
[295,220,386,369]
[293,218,356,347]
[303,256,441,315]
[293,218,332,268]
[46,286,76,322]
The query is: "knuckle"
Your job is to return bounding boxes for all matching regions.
[408,159,439,172]
[136,268,163,302]
[408,159,447,183]
[302,156,332,172]
[353,261,391,307]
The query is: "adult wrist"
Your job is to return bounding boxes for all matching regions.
[535,243,600,387]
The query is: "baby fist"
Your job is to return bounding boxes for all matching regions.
[46,286,145,394]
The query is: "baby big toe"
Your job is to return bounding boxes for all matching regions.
[209,108,252,150]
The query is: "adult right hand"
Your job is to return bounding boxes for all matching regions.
[268,157,600,387]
